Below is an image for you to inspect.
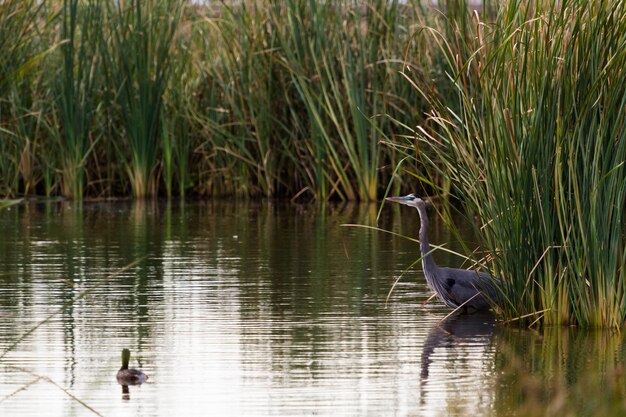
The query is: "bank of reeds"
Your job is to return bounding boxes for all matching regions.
[0,0,434,200]
[397,0,626,327]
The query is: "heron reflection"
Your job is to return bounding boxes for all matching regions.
[420,313,497,406]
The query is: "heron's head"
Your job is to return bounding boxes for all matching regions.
[385,193,426,208]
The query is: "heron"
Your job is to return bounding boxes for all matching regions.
[116,349,148,385]
[386,193,501,312]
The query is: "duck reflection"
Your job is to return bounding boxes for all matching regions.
[119,378,146,401]
[420,312,497,406]
[121,384,130,400]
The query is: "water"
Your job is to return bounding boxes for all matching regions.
[0,201,625,416]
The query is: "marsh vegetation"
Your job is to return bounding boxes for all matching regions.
[0,0,436,201]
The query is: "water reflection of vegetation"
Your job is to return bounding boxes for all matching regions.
[495,327,626,416]
[2,202,626,415]
[0,201,401,356]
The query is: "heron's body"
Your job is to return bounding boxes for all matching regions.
[117,349,148,385]
[387,194,501,312]
[432,267,497,311]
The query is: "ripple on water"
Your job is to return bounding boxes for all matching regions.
[1,202,625,416]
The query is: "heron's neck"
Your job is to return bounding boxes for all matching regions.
[415,205,438,274]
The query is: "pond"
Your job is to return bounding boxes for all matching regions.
[0,201,625,416]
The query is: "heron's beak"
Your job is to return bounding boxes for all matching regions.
[385,195,413,204]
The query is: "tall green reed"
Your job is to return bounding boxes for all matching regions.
[161,17,192,199]
[8,89,48,196]
[0,0,48,96]
[0,0,50,196]
[398,1,626,326]
[190,2,280,197]
[50,0,103,199]
[0,104,22,197]
[161,90,192,198]
[101,0,182,198]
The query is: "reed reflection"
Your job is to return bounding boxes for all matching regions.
[493,326,626,416]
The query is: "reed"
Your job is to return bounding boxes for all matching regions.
[0,108,22,197]
[398,0,626,326]
[51,0,103,199]
[100,0,181,198]
[0,0,48,97]
[9,90,48,196]
[0,0,49,196]
[190,1,279,197]
[161,26,192,199]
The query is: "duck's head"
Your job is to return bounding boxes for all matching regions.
[121,349,131,368]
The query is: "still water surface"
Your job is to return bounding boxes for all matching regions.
[0,201,625,416]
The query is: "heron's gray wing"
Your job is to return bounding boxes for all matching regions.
[440,268,498,309]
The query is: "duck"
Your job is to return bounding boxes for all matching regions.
[116,348,148,385]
